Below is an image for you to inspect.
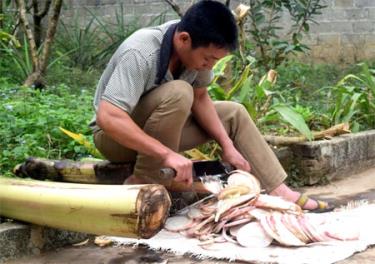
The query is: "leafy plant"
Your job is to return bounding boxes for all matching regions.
[246,0,326,70]
[0,80,95,176]
[0,36,32,82]
[326,63,375,131]
[55,5,167,70]
[209,56,313,139]
[1,35,77,85]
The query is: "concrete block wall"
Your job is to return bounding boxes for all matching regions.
[305,0,375,63]
[60,0,375,64]
[275,130,375,185]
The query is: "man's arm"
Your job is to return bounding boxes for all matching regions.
[96,100,193,185]
[191,88,251,171]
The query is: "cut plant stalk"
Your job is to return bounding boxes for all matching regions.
[264,123,351,146]
[0,177,171,238]
[13,157,133,184]
[13,158,212,193]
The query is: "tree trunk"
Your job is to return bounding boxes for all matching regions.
[0,177,171,238]
[38,0,61,74]
[0,1,3,29]
[16,0,62,87]
[15,0,39,71]
[32,0,52,48]
[164,0,183,17]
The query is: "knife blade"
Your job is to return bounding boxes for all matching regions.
[159,160,234,193]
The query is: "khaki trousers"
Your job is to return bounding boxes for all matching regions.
[94,80,286,192]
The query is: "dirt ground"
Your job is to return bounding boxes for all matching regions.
[7,167,375,264]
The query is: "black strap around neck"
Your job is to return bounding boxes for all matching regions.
[155,22,179,85]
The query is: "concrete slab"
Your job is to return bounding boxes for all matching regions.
[0,223,88,263]
[301,166,375,205]
[5,167,375,264]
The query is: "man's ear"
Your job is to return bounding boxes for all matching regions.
[177,32,191,46]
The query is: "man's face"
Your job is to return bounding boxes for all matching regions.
[182,44,229,71]
[175,32,229,71]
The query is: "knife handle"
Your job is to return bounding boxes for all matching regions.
[159,168,176,181]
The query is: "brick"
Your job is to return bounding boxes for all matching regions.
[330,21,354,33]
[341,33,366,44]
[329,138,349,169]
[346,133,368,162]
[353,21,375,33]
[368,7,375,18]
[309,22,332,34]
[63,0,74,8]
[345,8,369,19]
[355,0,375,8]
[318,33,341,45]
[310,21,353,34]
[302,33,319,45]
[363,44,375,60]
[274,147,294,170]
[364,33,375,44]
[100,0,118,4]
[315,0,333,9]
[82,0,101,6]
[338,45,358,63]
[290,142,324,159]
[298,157,331,185]
[309,45,332,62]
[368,131,375,158]
[323,9,347,21]
[334,0,354,8]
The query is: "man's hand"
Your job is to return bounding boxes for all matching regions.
[221,144,251,172]
[162,151,193,186]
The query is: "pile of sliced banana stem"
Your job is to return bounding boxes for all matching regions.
[164,170,359,249]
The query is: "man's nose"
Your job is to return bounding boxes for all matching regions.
[203,61,215,70]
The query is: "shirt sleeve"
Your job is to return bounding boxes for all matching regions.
[101,50,150,113]
[193,70,214,88]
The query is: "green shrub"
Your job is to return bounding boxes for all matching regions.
[0,79,95,176]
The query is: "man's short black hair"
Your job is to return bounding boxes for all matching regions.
[177,0,238,51]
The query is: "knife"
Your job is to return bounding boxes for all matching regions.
[160,160,234,193]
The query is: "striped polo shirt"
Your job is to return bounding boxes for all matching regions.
[90,20,213,131]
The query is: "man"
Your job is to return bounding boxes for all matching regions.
[91,0,330,212]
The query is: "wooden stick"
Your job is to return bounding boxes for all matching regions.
[264,123,351,146]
